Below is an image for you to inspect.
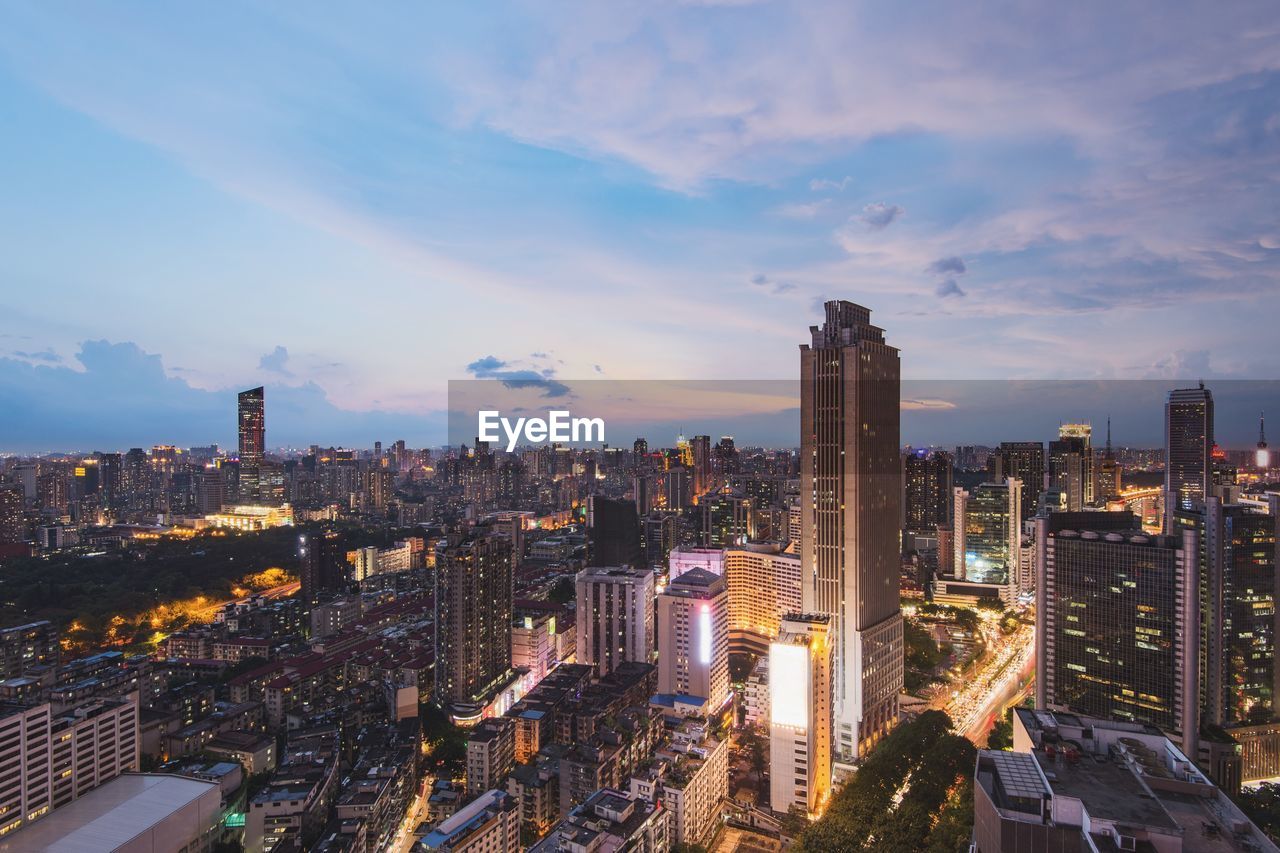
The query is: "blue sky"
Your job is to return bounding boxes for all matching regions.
[1,2,1278,450]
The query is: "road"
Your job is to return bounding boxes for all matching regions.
[933,616,1035,744]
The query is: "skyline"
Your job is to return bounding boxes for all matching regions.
[3,2,1280,449]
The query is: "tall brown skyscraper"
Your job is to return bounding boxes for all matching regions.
[800,300,903,765]
[238,386,265,504]
[1165,383,1213,529]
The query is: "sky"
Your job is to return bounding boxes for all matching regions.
[1,3,1278,451]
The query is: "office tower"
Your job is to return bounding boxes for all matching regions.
[95,451,122,510]
[699,487,752,547]
[238,386,265,504]
[656,568,729,713]
[724,545,803,654]
[586,496,642,568]
[951,479,1022,603]
[299,529,345,606]
[1047,425,1089,512]
[0,487,22,543]
[769,615,832,817]
[989,441,1045,515]
[690,434,711,498]
[0,620,58,677]
[0,695,139,836]
[435,532,514,707]
[903,448,953,538]
[799,300,903,763]
[1094,417,1122,502]
[1036,514,1198,750]
[1173,496,1280,727]
[1165,383,1213,526]
[641,513,677,567]
[192,468,224,515]
[662,468,692,510]
[575,566,654,677]
[633,438,648,457]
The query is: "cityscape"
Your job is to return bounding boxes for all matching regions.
[0,301,1276,852]
[4,4,1280,853]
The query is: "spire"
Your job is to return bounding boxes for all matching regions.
[1260,412,1268,450]
[1105,416,1112,455]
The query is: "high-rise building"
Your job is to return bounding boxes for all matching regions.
[0,620,58,678]
[769,614,832,817]
[656,568,729,713]
[95,452,122,510]
[1165,383,1213,526]
[1258,413,1271,471]
[435,532,514,708]
[0,487,23,544]
[575,565,654,677]
[238,386,265,504]
[902,448,953,538]
[800,300,903,763]
[1094,417,1122,502]
[587,495,642,568]
[0,695,139,837]
[989,441,1045,514]
[299,529,345,606]
[1048,425,1090,512]
[1036,514,1198,751]
[689,434,711,499]
[724,545,803,654]
[951,479,1022,603]
[699,487,752,547]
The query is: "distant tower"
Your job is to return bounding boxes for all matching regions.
[238,387,265,504]
[1165,383,1213,529]
[1258,413,1271,470]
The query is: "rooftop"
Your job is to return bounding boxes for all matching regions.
[0,773,218,853]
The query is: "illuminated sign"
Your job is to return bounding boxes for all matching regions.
[699,603,712,665]
[769,642,810,728]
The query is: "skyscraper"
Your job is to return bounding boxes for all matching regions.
[435,532,514,708]
[990,441,1045,515]
[656,567,729,713]
[1048,425,1090,512]
[951,478,1023,603]
[1036,513,1199,750]
[575,565,654,677]
[799,300,903,763]
[299,529,345,606]
[1165,383,1213,526]
[902,448,953,539]
[238,386,265,504]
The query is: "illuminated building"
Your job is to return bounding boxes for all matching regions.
[511,612,556,683]
[1165,383,1213,528]
[799,300,903,764]
[769,614,831,817]
[902,448,952,540]
[1094,417,1122,502]
[724,545,802,654]
[950,478,1022,603]
[989,441,1045,515]
[1036,513,1199,753]
[575,565,654,677]
[0,487,23,544]
[689,434,711,499]
[1048,425,1090,512]
[668,546,725,581]
[95,451,121,510]
[699,486,752,547]
[656,568,729,714]
[435,532,514,711]
[237,386,265,504]
[203,503,293,531]
[0,620,58,678]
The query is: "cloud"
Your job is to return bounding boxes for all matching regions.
[465,354,571,398]
[258,345,292,376]
[809,176,853,192]
[928,256,967,276]
[935,279,966,298]
[857,202,904,230]
[772,200,830,219]
[901,398,958,410]
[11,349,61,363]
[1146,349,1215,380]
[749,273,798,295]
[593,364,604,374]
[0,340,439,452]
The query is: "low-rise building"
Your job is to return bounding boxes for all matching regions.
[530,787,671,853]
[418,788,519,852]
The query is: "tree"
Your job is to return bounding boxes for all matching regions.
[548,577,575,605]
